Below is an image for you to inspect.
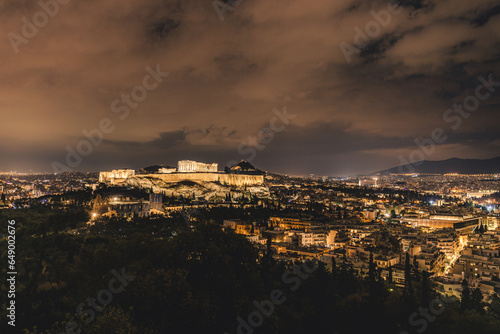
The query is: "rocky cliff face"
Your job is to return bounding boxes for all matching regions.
[124,176,269,201]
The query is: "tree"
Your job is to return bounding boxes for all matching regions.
[413,255,420,281]
[471,288,484,314]
[421,270,431,305]
[369,252,376,284]
[402,252,415,306]
[368,252,386,309]
[461,279,471,312]
[331,256,337,281]
[338,258,357,297]
[262,236,274,274]
[404,253,411,284]
[488,293,500,319]
[80,306,138,334]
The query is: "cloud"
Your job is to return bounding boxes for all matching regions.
[1,0,499,175]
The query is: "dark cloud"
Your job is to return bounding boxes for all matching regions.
[359,33,402,62]
[450,40,476,55]
[398,0,428,9]
[150,18,181,40]
[106,130,187,149]
[472,4,500,27]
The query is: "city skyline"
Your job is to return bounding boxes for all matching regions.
[2,0,500,176]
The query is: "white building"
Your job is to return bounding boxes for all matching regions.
[297,231,327,247]
[178,160,218,173]
[99,169,135,184]
[436,236,460,262]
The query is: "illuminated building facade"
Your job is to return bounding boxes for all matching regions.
[99,169,135,184]
[178,160,218,173]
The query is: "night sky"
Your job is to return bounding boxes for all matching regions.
[2,0,500,176]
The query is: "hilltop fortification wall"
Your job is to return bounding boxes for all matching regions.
[100,171,264,187]
[151,172,264,186]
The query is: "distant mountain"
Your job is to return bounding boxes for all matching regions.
[373,157,500,175]
[225,160,263,175]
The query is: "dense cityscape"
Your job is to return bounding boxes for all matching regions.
[1,160,500,333]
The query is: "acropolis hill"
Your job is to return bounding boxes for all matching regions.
[99,160,265,187]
